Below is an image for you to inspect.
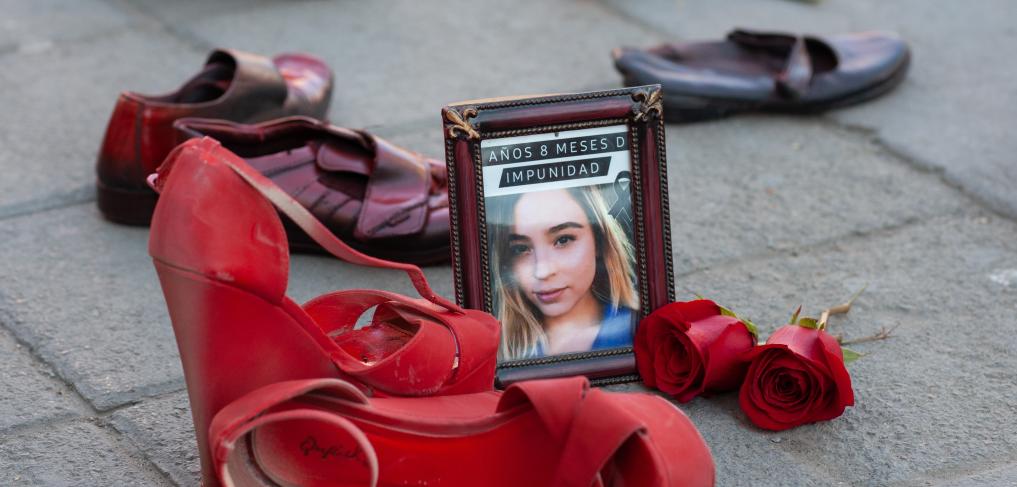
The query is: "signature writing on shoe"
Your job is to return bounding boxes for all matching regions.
[299,435,369,467]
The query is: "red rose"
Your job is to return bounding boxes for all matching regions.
[635,300,756,403]
[739,324,854,431]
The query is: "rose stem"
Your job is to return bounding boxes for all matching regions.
[839,324,899,346]
[817,284,868,330]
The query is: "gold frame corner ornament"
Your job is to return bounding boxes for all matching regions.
[632,88,663,122]
[444,107,480,140]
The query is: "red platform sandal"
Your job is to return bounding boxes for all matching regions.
[148,137,499,487]
[210,376,715,487]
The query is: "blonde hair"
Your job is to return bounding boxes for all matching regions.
[489,185,638,361]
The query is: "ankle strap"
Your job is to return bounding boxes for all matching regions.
[151,137,463,314]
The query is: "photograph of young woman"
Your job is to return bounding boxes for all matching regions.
[487,184,639,361]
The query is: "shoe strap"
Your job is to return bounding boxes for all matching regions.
[210,379,378,487]
[775,36,812,98]
[727,29,813,98]
[497,377,649,487]
[303,290,461,395]
[203,137,462,314]
[351,134,433,240]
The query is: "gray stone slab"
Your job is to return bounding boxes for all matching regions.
[0,0,132,49]
[930,461,1017,487]
[0,204,183,411]
[0,328,84,432]
[0,27,203,211]
[598,0,854,40]
[110,391,199,487]
[681,213,1017,485]
[173,0,662,130]
[828,1,1017,220]
[599,0,1017,218]
[371,126,446,162]
[666,117,969,273]
[0,420,169,486]
[118,0,285,27]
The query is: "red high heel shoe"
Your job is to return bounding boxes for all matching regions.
[148,137,499,487]
[210,376,715,486]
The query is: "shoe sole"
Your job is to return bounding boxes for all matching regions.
[96,180,158,226]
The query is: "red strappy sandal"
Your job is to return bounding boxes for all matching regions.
[148,137,499,487]
[210,376,715,487]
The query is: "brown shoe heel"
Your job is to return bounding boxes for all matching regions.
[96,181,158,226]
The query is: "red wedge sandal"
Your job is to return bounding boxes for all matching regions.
[148,137,499,487]
[210,376,715,486]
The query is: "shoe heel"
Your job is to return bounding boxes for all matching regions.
[154,260,340,487]
[96,181,158,226]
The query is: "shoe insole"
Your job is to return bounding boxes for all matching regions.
[175,61,234,103]
[246,402,560,486]
[659,37,837,77]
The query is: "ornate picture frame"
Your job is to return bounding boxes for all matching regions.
[441,86,674,386]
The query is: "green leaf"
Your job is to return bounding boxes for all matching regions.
[717,303,759,341]
[790,305,802,325]
[797,317,820,329]
[841,347,863,364]
[688,293,759,342]
[740,318,759,342]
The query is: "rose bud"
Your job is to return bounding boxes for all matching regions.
[635,299,757,403]
[739,319,854,431]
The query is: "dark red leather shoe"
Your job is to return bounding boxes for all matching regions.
[148,137,499,487]
[173,116,451,265]
[613,29,910,122]
[97,48,333,225]
[211,377,715,486]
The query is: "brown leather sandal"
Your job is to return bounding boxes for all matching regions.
[613,29,910,122]
[173,116,452,265]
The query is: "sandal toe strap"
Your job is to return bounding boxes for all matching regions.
[304,290,464,395]
[498,377,649,487]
